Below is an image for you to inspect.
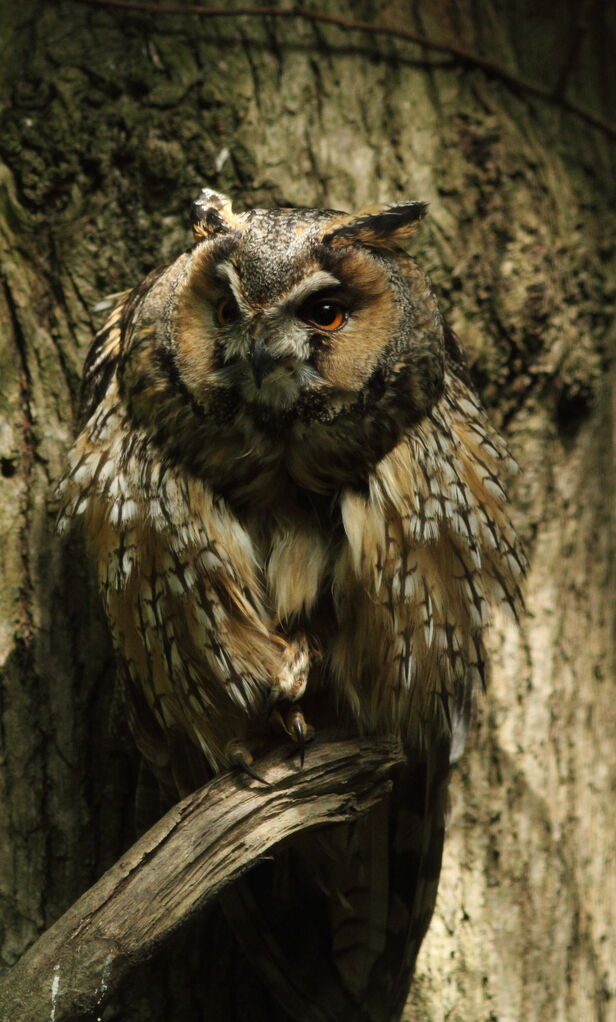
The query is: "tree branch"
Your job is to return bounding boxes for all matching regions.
[0,736,404,1022]
[73,0,616,142]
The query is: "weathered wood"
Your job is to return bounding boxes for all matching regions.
[0,737,403,1022]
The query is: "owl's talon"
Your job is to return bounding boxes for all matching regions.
[270,705,314,767]
[289,708,314,768]
[227,741,271,785]
[237,755,271,786]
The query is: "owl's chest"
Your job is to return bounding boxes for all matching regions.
[237,496,343,627]
[200,401,398,509]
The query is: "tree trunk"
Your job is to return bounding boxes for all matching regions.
[0,2,614,1020]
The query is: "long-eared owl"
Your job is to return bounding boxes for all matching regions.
[58,189,524,1021]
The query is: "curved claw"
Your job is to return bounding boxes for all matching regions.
[226,741,271,785]
[267,704,314,768]
[235,753,271,786]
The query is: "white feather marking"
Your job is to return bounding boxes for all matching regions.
[71,464,93,486]
[483,476,507,500]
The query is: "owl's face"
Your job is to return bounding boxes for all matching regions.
[121,190,445,450]
[196,240,370,413]
[184,213,362,412]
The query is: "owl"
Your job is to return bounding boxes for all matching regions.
[58,188,524,1021]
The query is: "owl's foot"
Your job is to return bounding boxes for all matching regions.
[270,704,315,767]
[269,632,315,765]
[226,739,270,785]
[274,632,312,701]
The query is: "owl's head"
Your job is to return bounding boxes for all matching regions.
[122,189,445,437]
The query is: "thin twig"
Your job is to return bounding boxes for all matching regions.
[0,736,404,1022]
[72,0,616,142]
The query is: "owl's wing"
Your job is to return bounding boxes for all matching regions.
[218,346,523,1020]
[78,290,131,423]
[59,294,314,781]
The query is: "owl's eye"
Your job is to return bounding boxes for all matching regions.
[215,296,240,327]
[300,296,347,331]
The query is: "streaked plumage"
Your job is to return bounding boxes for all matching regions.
[58,189,524,1020]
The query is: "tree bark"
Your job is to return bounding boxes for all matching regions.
[0,2,614,1020]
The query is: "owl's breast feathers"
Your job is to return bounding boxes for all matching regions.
[58,284,524,778]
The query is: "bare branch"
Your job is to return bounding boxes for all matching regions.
[0,736,404,1022]
[72,0,616,141]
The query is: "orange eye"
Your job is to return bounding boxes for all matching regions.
[300,297,347,331]
[215,296,239,327]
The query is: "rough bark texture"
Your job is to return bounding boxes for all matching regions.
[0,2,614,1020]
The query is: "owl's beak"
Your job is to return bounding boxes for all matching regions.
[249,342,278,388]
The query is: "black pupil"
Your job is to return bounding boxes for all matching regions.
[220,297,239,322]
[309,300,339,326]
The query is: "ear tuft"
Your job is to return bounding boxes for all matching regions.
[190,188,238,240]
[323,201,428,250]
